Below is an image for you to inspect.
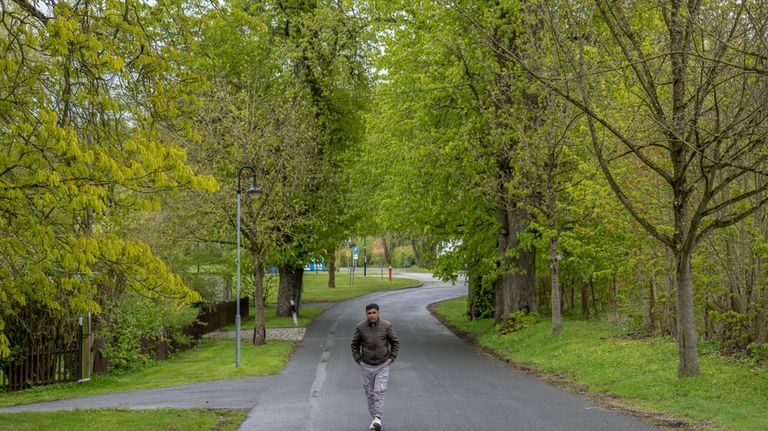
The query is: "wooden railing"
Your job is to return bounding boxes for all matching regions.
[1,298,249,391]
[1,329,82,391]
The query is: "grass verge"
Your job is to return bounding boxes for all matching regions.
[298,271,419,302]
[432,296,767,431]
[0,338,293,407]
[1,408,247,431]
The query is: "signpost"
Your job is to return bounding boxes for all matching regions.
[352,246,358,288]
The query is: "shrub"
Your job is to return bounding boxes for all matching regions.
[497,310,540,334]
[709,310,751,354]
[98,293,198,371]
[747,342,768,365]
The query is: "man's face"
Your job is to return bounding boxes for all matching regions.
[367,308,379,323]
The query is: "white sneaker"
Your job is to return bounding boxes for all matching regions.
[372,417,382,431]
[369,418,376,430]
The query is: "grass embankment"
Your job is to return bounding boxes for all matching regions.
[434,297,767,431]
[0,338,293,408]
[1,409,247,431]
[0,272,419,430]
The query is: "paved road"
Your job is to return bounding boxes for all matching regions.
[1,272,658,431]
[238,273,656,431]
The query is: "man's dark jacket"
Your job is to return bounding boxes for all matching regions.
[351,318,399,366]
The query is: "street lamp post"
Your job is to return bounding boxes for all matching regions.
[236,165,262,368]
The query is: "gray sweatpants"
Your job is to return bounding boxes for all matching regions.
[359,361,390,419]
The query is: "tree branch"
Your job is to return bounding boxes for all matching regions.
[10,0,50,22]
[697,192,768,242]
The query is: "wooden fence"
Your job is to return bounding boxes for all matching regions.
[1,328,83,391]
[184,297,250,339]
[1,298,249,391]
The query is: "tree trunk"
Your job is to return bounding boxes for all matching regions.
[294,266,304,315]
[328,249,336,288]
[410,239,422,267]
[663,269,677,337]
[668,0,700,377]
[757,283,767,344]
[589,276,598,314]
[277,264,304,317]
[466,259,493,320]
[644,281,656,333]
[382,236,394,266]
[494,204,536,322]
[675,251,700,377]
[580,277,590,318]
[755,200,767,343]
[467,272,479,320]
[251,251,266,346]
[276,265,292,317]
[611,273,619,323]
[549,236,563,332]
[722,204,747,315]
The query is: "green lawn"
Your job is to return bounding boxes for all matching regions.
[0,338,293,408]
[434,296,768,431]
[299,271,419,302]
[0,408,247,431]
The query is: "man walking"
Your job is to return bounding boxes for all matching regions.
[351,303,399,431]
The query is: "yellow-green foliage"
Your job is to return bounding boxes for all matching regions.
[0,0,216,356]
[496,310,540,334]
[98,292,199,371]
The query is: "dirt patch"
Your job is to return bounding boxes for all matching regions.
[426,303,717,431]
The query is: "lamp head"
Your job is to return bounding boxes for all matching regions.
[246,174,262,197]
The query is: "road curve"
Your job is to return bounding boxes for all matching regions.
[239,273,657,431]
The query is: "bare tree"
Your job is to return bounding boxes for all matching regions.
[524,0,768,376]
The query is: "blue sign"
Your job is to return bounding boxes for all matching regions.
[305,261,326,271]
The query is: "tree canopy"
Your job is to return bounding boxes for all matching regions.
[0,0,214,356]
[3,0,768,378]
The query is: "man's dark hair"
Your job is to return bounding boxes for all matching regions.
[365,303,379,311]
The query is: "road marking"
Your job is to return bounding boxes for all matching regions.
[305,319,338,431]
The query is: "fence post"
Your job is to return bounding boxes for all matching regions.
[78,313,92,383]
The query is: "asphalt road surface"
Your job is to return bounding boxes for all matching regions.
[1,272,658,431]
[238,272,656,431]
